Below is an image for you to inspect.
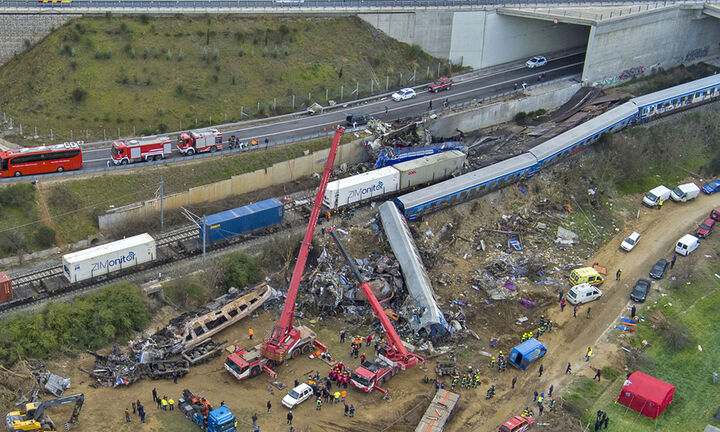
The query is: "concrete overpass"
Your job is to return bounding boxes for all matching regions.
[1,1,719,83]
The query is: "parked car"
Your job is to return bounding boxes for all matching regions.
[499,414,535,432]
[281,383,314,409]
[391,88,417,101]
[525,56,547,68]
[621,232,641,252]
[345,113,371,127]
[702,179,720,195]
[711,206,720,222]
[428,77,453,93]
[630,279,651,303]
[697,217,716,238]
[649,258,669,279]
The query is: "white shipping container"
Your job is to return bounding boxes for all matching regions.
[62,233,156,283]
[394,150,466,189]
[323,166,400,210]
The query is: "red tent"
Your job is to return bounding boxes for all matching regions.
[616,371,675,419]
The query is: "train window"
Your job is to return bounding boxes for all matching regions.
[193,326,205,337]
[228,309,239,318]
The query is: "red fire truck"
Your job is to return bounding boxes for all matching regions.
[177,129,223,156]
[110,136,172,165]
[0,142,83,177]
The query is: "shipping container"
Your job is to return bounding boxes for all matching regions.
[62,233,156,283]
[394,150,466,189]
[323,166,400,210]
[0,272,12,303]
[200,199,284,245]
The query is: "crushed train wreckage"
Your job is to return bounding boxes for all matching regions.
[78,283,276,388]
[379,201,452,337]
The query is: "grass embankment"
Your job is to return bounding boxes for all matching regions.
[0,183,56,255]
[0,282,150,367]
[43,133,341,246]
[563,240,720,431]
[0,14,452,145]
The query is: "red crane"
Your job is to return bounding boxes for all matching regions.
[224,126,345,381]
[328,227,424,395]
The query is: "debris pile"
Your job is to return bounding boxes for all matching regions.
[80,345,190,388]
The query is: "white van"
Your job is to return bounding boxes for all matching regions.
[675,234,700,256]
[670,183,700,202]
[642,185,672,207]
[566,283,603,305]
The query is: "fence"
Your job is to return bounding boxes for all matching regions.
[97,138,366,230]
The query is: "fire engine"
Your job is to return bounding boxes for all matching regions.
[177,129,223,156]
[328,228,424,395]
[110,136,172,165]
[224,127,345,381]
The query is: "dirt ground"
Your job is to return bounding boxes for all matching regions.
[10,177,720,432]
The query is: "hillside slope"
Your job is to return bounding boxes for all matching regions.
[0,15,451,145]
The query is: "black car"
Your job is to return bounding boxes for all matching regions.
[630,279,651,303]
[649,258,669,279]
[345,113,371,127]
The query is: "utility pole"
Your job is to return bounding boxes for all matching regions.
[202,215,207,270]
[160,177,164,233]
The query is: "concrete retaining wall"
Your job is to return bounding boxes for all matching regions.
[427,80,582,137]
[0,14,78,66]
[583,6,720,83]
[98,140,366,230]
[360,10,588,67]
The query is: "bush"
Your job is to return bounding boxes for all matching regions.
[34,225,56,248]
[166,49,172,61]
[143,46,149,59]
[0,183,35,213]
[514,111,529,125]
[201,47,207,61]
[70,87,87,103]
[0,282,150,367]
[656,314,693,350]
[139,13,150,25]
[213,48,219,61]
[177,49,184,61]
[0,229,26,255]
[209,251,262,292]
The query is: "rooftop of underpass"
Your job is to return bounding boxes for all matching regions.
[499,3,696,25]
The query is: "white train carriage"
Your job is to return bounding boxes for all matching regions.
[529,102,638,168]
[62,233,156,283]
[631,74,720,122]
[395,153,538,221]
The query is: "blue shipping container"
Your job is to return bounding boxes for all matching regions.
[200,199,284,244]
[509,338,547,370]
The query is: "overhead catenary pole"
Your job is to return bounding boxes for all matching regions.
[202,215,207,270]
[160,177,164,233]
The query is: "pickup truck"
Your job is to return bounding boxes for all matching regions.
[428,77,453,93]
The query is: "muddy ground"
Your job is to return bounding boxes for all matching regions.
[9,166,719,432]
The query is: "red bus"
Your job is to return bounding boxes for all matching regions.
[0,142,83,178]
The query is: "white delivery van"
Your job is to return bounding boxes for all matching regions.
[670,183,700,202]
[642,185,672,207]
[566,283,603,305]
[675,234,700,256]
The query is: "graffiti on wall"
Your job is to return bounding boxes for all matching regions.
[684,46,709,62]
[594,65,646,87]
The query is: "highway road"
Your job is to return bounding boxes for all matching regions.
[80,52,584,170]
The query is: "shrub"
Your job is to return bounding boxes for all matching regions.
[514,111,529,126]
[106,48,112,59]
[0,229,26,255]
[157,123,168,133]
[213,48,219,61]
[656,313,693,350]
[272,47,279,58]
[238,48,244,57]
[70,87,87,103]
[175,85,184,96]
[177,49,184,61]
[284,46,290,57]
[143,46,149,59]
[139,13,150,25]
[166,49,172,61]
[95,47,102,59]
[208,251,262,292]
[201,47,207,61]
[261,47,268,58]
[34,226,56,248]
[157,107,165,116]
[0,183,35,212]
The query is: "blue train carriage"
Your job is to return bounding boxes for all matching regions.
[528,101,638,169]
[631,74,720,122]
[200,198,284,244]
[394,153,538,221]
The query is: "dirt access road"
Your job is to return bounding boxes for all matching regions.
[476,189,720,430]
[37,189,720,432]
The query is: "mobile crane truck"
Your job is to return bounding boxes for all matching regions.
[6,393,84,432]
[224,126,345,381]
[178,389,237,432]
[328,228,424,395]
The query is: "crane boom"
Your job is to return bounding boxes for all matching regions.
[328,228,422,368]
[264,126,345,351]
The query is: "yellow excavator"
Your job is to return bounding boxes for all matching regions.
[5,393,84,431]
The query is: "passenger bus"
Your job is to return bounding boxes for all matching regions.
[0,142,83,178]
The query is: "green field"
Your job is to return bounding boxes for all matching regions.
[0,15,452,145]
[565,238,720,431]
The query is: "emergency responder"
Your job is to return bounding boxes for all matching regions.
[485,385,495,399]
[488,356,496,368]
[549,398,556,412]
[316,397,322,410]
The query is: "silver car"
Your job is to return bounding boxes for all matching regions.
[392,88,417,101]
[526,56,547,68]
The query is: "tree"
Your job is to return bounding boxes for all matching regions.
[34,225,56,248]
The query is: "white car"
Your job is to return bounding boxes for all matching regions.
[621,232,641,252]
[526,56,548,68]
[392,88,417,101]
[282,383,314,409]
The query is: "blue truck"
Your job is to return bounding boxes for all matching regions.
[200,198,284,245]
[508,338,547,371]
[178,389,237,432]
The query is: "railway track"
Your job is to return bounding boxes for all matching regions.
[0,198,312,318]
